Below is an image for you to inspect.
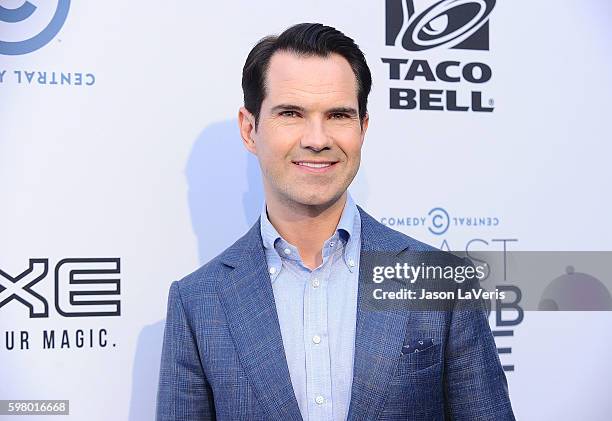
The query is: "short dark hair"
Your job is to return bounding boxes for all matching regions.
[242,23,372,129]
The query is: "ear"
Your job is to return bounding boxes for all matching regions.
[238,106,257,155]
[360,112,369,145]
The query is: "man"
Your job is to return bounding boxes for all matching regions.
[156,23,515,420]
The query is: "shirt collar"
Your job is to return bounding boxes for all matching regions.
[259,192,361,272]
[338,193,361,272]
[336,193,357,240]
[260,203,282,251]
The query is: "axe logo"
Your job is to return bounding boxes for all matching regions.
[0,258,121,318]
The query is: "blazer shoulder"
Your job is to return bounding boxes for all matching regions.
[174,219,261,295]
[174,255,227,294]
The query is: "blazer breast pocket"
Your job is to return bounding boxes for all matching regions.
[394,341,441,376]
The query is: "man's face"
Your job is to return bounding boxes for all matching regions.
[239,51,368,209]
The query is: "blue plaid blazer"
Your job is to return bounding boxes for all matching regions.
[156,206,515,420]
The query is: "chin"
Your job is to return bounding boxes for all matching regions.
[290,189,345,208]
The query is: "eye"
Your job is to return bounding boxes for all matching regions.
[280,110,299,118]
[330,112,349,119]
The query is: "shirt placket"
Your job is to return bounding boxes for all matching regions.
[303,252,335,420]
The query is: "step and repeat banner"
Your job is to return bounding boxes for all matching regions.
[1,1,611,420]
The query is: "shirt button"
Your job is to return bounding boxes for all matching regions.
[312,335,321,344]
[312,278,320,288]
[283,248,291,255]
[315,395,325,405]
[269,267,276,275]
[348,258,355,267]
[329,241,335,247]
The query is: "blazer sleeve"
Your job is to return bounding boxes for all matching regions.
[443,276,516,420]
[156,281,216,421]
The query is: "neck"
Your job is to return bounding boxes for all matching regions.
[265,192,348,270]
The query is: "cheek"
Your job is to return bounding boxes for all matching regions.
[264,118,304,140]
[335,132,363,161]
[255,129,295,169]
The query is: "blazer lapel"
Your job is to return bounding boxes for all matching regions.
[346,207,414,420]
[217,220,303,421]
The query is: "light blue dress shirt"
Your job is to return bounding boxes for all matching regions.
[260,193,362,421]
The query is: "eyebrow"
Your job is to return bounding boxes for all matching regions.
[270,104,358,117]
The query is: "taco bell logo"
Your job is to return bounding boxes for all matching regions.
[381,0,496,111]
[386,0,495,51]
[0,0,71,55]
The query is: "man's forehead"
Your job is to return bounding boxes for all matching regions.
[264,51,358,104]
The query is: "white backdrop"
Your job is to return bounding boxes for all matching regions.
[1,1,611,420]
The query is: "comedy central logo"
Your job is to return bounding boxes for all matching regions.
[386,0,495,51]
[0,0,71,55]
[380,207,500,236]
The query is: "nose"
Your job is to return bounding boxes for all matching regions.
[300,118,333,152]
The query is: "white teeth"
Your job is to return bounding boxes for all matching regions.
[297,162,332,168]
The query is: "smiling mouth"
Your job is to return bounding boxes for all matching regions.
[292,160,339,173]
[295,161,334,168]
